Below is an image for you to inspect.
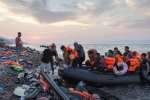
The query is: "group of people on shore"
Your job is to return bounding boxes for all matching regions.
[14,32,150,75]
[40,42,85,74]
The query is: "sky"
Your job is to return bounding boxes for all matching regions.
[0,0,150,44]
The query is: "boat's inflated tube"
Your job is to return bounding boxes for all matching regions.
[113,62,128,76]
[59,67,142,86]
[141,63,150,82]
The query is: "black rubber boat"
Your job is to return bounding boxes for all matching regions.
[58,67,150,86]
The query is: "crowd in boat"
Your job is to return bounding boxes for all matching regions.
[41,42,150,76]
[85,46,150,75]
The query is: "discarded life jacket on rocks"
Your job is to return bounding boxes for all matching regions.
[1,60,23,66]
[69,88,92,100]
[1,60,24,72]
[0,51,14,56]
[39,79,49,92]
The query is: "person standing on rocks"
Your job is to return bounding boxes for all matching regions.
[48,43,58,74]
[15,32,23,63]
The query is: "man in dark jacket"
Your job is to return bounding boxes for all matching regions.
[74,42,85,67]
[123,46,132,58]
[41,44,58,75]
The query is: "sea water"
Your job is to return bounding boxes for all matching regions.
[25,43,150,55]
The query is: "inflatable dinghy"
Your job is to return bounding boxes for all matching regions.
[59,67,150,86]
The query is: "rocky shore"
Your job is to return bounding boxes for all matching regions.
[0,46,40,100]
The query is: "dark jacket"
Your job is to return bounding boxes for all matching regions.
[41,49,53,63]
[76,44,85,59]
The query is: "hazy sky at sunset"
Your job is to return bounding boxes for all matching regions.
[0,0,150,44]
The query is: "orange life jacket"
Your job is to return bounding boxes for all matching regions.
[116,55,123,63]
[66,47,78,60]
[128,57,140,72]
[105,57,115,70]
[105,55,123,70]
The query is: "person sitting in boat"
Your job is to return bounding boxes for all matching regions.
[123,46,132,65]
[60,45,78,67]
[113,62,128,76]
[112,49,128,75]
[105,49,128,74]
[123,46,132,60]
[85,49,105,71]
[105,50,116,70]
[74,42,85,67]
[141,53,148,65]
[113,47,122,56]
[140,53,150,82]
[105,49,114,57]
[147,52,150,64]
[97,53,106,71]
[127,51,140,72]
[85,49,97,70]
